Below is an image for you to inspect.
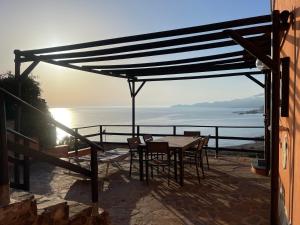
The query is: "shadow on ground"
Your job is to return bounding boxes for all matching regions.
[60,157,270,225]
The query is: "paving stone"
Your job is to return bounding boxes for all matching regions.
[26,156,269,225]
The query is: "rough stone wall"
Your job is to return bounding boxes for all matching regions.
[273,1,300,224]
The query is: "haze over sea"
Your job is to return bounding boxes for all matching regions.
[50,106,264,147]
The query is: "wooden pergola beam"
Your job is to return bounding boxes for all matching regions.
[23,35,268,64]
[20,14,271,55]
[224,29,275,70]
[105,61,256,77]
[20,25,270,61]
[136,71,262,82]
[82,51,245,70]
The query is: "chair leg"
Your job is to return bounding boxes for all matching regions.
[168,165,170,186]
[151,165,154,179]
[105,162,110,178]
[150,153,154,178]
[195,157,201,184]
[200,157,205,178]
[174,151,178,182]
[205,149,210,170]
[156,153,159,174]
[146,160,149,184]
[129,153,133,177]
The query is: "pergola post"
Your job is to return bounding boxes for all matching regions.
[14,50,21,186]
[270,10,281,225]
[264,70,271,172]
[132,81,136,137]
[128,80,146,137]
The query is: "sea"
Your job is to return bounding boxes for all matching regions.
[50,106,264,147]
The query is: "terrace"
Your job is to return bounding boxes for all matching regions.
[0,10,292,225]
[24,154,269,225]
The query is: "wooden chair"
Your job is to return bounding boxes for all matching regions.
[143,134,153,143]
[127,137,141,177]
[145,141,172,185]
[143,133,164,173]
[185,138,206,183]
[183,131,201,162]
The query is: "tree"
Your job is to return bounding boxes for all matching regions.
[0,72,56,149]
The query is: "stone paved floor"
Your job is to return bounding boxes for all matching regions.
[26,155,270,225]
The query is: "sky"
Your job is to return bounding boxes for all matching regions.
[0,0,270,107]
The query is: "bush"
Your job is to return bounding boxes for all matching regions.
[0,72,56,149]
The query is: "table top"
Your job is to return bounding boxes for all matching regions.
[155,136,200,150]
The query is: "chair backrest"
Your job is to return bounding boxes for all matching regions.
[203,135,210,147]
[143,134,153,143]
[184,131,201,137]
[196,138,206,154]
[127,137,141,150]
[146,141,169,154]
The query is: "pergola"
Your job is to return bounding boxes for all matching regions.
[12,10,291,224]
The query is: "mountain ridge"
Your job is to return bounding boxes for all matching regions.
[171,93,264,108]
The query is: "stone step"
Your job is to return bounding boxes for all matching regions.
[6,189,109,225]
[68,201,93,225]
[33,196,69,225]
[0,195,36,225]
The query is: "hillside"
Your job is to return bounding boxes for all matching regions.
[172,93,264,108]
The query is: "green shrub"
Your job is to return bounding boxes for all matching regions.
[0,72,56,149]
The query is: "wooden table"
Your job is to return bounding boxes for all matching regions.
[138,136,200,186]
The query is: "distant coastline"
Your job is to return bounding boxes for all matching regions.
[233,106,264,115]
[171,93,264,109]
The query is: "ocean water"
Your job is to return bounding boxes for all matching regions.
[50,106,264,147]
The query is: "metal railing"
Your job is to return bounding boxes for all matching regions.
[0,87,102,203]
[73,124,265,157]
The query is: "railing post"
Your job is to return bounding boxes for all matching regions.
[0,94,9,205]
[23,140,30,191]
[215,126,219,158]
[137,125,140,137]
[90,147,98,203]
[74,128,79,155]
[173,126,176,136]
[99,125,103,143]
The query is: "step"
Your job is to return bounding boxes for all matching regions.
[90,208,110,225]
[68,201,93,225]
[7,189,110,225]
[33,196,69,225]
[0,194,37,225]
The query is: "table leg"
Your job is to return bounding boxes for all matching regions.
[139,146,144,181]
[179,149,184,186]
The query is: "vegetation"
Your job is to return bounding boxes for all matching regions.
[0,72,56,148]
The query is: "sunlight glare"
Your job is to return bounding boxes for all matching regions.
[50,108,72,143]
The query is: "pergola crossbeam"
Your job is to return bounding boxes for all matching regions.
[20,14,271,56]
[40,35,268,64]
[136,71,263,82]
[19,25,271,62]
[82,51,246,70]
[109,62,256,77]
